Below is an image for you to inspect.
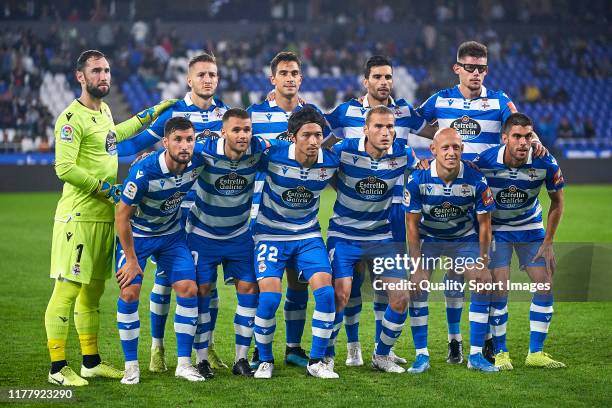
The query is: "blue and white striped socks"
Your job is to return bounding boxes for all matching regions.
[234,293,257,361]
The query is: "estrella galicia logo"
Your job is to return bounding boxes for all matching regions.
[160,191,187,213]
[276,131,292,142]
[450,116,481,141]
[282,186,314,208]
[495,185,529,209]
[430,201,464,221]
[355,176,388,200]
[214,172,248,196]
[105,130,117,155]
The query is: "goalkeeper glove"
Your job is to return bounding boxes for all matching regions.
[95,180,123,204]
[135,98,179,126]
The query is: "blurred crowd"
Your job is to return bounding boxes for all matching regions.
[0,0,609,153]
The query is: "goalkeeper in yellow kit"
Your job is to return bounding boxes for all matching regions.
[45,49,176,386]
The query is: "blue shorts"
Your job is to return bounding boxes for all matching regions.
[328,236,408,280]
[489,229,546,269]
[187,231,256,285]
[254,237,331,282]
[389,203,406,243]
[421,234,481,271]
[115,231,195,286]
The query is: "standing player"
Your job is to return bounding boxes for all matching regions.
[473,113,565,370]
[415,41,546,362]
[118,53,230,371]
[325,106,419,373]
[247,52,329,367]
[252,107,339,379]
[324,55,435,365]
[185,108,272,377]
[46,49,175,386]
[115,117,205,384]
[404,128,498,372]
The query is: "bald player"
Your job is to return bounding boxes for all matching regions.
[403,128,498,373]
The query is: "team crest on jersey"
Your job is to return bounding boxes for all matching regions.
[430,201,464,221]
[460,184,471,197]
[356,176,388,200]
[282,185,314,208]
[394,107,402,116]
[191,169,200,180]
[72,263,81,276]
[160,191,187,213]
[215,172,248,196]
[60,124,74,142]
[450,116,481,141]
[389,159,398,169]
[496,185,528,209]
[481,98,490,109]
[319,169,328,180]
[528,168,538,180]
[215,107,223,118]
[105,130,117,155]
[258,261,267,273]
[403,189,411,206]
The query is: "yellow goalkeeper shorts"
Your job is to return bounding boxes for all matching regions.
[50,218,114,284]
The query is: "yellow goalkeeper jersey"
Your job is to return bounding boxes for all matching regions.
[54,99,127,222]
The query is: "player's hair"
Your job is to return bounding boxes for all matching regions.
[365,105,394,125]
[76,49,106,72]
[164,116,195,137]
[457,41,488,61]
[188,52,217,69]
[364,55,393,78]
[287,105,326,136]
[270,51,301,76]
[222,108,250,123]
[502,112,533,134]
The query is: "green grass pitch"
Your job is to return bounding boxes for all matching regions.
[0,185,611,407]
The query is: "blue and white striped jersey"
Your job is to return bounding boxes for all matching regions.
[328,137,419,241]
[118,93,230,209]
[254,141,339,241]
[403,161,495,239]
[147,93,229,140]
[326,96,426,204]
[247,100,330,219]
[417,85,516,159]
[472,145,564,232]
[186,136,269,240]
[326,96,426,143]
[121,150,204,237]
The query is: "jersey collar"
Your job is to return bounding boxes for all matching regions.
[497,145,533,166]
[268,98,302,110]
[185,93,217,108]
[454,84,488,100]
[216,138,252,157]
[430,159,464,179]
[288,143,323,164]
[362,94,396,108]
[158,150,170,174]
[359,136,394,155]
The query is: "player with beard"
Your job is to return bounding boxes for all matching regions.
[415,41,547,364]
[323,55,436,366]
[118,53,231,372]
[46,49,175,386]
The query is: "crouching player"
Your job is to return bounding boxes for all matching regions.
[252,107,340,379]
[473,113,565,370]
[186,108,272,377]
[325,105,418,373]
[114,117,205,384]
[404,128,498,372]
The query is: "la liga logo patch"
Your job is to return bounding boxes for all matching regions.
[60,124,74,142]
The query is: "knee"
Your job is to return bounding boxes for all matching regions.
[120,285,141,303]
[389,293,408,313]
[174,281,197,298]
[238,282,258,295]
[334,287,350,311]
[198,283,211,297]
